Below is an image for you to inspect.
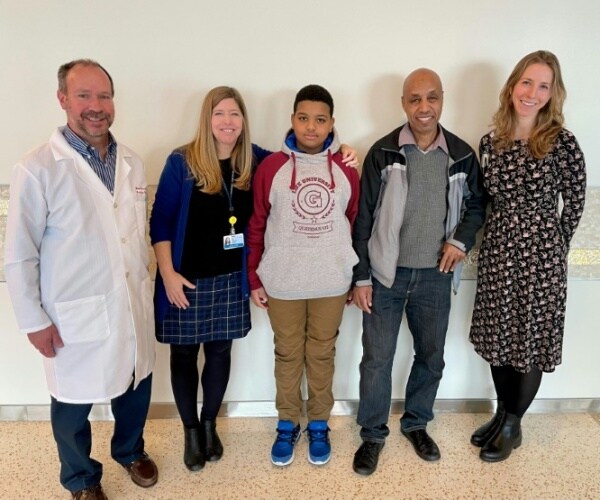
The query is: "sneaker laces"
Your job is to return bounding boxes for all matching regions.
[276,426,298,445]
[306,426,329,443]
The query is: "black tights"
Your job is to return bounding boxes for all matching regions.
[170,340,233,427]
[490,365,543,418]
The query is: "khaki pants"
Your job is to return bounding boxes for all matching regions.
[267,293,348,424]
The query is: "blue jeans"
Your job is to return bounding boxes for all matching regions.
[357,268,451,442]
[50,374,152,492]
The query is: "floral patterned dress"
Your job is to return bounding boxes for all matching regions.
[469,129,586,373]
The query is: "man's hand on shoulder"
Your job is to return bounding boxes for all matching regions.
[340,144,360,168]
[28,324,64,358]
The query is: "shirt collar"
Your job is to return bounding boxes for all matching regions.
[62,125,117,158]
[398,123,448,155]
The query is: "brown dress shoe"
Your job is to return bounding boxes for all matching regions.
[121,453,158,488]
[71,483,108,499]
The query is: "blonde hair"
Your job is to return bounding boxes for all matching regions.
[186,86,253,193]
[492,50,566,159]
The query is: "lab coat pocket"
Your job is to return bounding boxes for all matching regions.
[55,295,110,344]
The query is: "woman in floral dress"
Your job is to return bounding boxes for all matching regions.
[469,50,586,462]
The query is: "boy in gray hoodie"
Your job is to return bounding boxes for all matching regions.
[247,84,360,467]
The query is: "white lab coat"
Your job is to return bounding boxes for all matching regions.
[4,128,155,403]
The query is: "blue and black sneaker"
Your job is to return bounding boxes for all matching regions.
[306,420,331,465]
[271,420,301,466]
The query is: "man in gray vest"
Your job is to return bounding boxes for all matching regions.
[351,68,485,475]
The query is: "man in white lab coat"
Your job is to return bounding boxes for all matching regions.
[4,59,158,499]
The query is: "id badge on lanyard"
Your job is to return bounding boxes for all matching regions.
[224,215,245,250]
[222,169,245,250]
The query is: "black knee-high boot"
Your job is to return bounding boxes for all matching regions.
[198,340,230,462]
[471,401,505,447]
[471,364,512,447]
[183,425,206,471]
[478,365,541,460]
[479,412,522,462]
[200,419,223,461]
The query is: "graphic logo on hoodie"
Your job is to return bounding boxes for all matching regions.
[291,176,335,238]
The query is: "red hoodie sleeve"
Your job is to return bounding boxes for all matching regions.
[334,154,361,229]
[246,152,288,290]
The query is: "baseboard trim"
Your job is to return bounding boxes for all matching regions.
[1,398,598,421]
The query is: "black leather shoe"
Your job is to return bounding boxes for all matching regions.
[401,428,441,461]
[480,412,522,462]
[200,419,224,461]
[471,402,506,447]
[352,441,384,476]
[184,426,206,471]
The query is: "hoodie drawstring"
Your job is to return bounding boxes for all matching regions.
[289,150,335,192]
[327,150,336,190]
[289,151,297,191]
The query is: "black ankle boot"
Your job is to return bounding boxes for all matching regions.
[184,426,206,471]
[480,412,522,462]
[471,402,505,447]
[200,419,223,461]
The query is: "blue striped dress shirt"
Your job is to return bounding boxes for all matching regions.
[62,125,117,194]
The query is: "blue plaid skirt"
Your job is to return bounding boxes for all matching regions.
[156,271,251,344]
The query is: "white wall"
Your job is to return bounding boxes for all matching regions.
[1,0,599,406]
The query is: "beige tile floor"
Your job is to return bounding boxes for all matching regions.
[1,413,599,499]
